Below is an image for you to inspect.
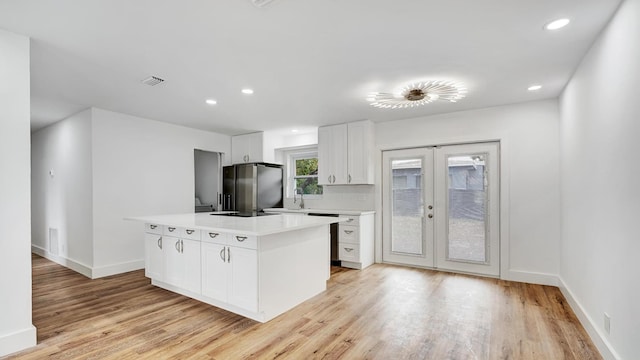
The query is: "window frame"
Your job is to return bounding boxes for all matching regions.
[285,147,323,200]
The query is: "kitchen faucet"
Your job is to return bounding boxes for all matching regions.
[294,187,305,209]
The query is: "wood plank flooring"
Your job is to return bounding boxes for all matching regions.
[4,254,601,359]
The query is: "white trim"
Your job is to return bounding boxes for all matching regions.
[92,260,144,279]
[559,277,620,360]
[502,269,559,286]
[0,325,36,357]
[31,245,143,279]
[31,244,92,278]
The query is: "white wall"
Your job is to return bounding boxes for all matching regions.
[559,0,639,358]
[91,108,231,274]
[0,28,36,356]
[31,109,94,275]
[375,99,562,283]
[31,107,231,278]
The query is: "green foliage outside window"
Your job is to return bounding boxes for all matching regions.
[295,158,323,195]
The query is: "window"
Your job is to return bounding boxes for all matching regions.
[287,149,323,197]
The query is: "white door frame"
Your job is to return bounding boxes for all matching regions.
[380,140,502,278]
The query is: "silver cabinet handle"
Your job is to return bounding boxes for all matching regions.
[243,155,249,162]
[157,237,162,249]
[346,218,354,222]
[175,240,180,252]
[344,230,354,234]
[227,247,230,263]
[180,240,184,253]
[150,224,157,229]
[328,175,332,183]
[344,247,354,252]
[209,232,219,238]
[348,174,352,183]
[219,247,226,262]
[236,236,247,242]
[168,227,176,232]
[332,175,336,183]
[186,229,195,235]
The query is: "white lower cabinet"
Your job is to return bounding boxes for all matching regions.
[201,239,258,312]
[164,236,202,294]
[337,213,374,269]
[145,232,164,281]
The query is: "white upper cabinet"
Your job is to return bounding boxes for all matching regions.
[318,120,374,185]
[232,132,263,164]
[318,124,348,185]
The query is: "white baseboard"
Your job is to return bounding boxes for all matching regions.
[0,325,36,357]
[92,260,144,279]
[558,277,620,360]
[31,245,143,279]
[502,269,559,286]
[31,244,92,278]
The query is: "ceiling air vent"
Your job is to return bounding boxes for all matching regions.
[251,0,277,8]
[141,76,165,86]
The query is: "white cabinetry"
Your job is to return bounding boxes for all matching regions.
[318,124,348,185]
[338,213,375,269]
[144,231,164,281]
[232,132,263,164]
[318,120,373,185]
[164,233,201,294]
[201,233,258,312]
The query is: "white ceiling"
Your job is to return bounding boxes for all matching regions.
[0,0,621,135]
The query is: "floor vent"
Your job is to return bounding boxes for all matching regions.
[49,228,59,255]
[141,76,165,86]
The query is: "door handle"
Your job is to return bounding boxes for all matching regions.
[348,174,352,183]
[175,240,180,252]
[344,247,354,252]
[428,214,433,219]
[236,236,247,242]
[150,224,157,229]
[157,237,162,249]
[219,247,226,262]
[168,227,176,232]
[344,230,354,235]
[226,247,230,263]
[186,229,194,235]
[209,232,219,238]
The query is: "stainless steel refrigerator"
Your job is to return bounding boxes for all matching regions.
[222,163,283,215]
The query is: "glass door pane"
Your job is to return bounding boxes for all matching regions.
[447,154,487,263]
[382,148,434,268]
[391,159,423,255]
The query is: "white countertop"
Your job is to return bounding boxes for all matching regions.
[126,213,347,236]
[263,208,375,216]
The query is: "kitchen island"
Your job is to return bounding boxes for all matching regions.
[128,213,346,322]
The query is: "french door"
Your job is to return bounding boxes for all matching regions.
[382,142,500,277]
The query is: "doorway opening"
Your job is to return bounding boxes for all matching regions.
[194,149,222,212]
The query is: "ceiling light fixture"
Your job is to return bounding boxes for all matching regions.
[367,80,467,109]
[528,85,542,91]
[242,88,254,95]
[545,18,570,30]
[205,99,217,105]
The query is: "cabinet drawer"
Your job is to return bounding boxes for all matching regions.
[230,234,257,249]
[339,225,359,244]
[340,216,360,226]
[202,231,229,244]
[163,225,181,236]
[145,223,162,235]
[182,228,201,241]
[338,242,360,262]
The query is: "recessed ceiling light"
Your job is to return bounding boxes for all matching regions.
[205,99,217,105]
[242,88,254,95]
[545,18,570,30]
[528,85,543,91]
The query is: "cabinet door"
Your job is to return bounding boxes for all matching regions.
[164,237,201,294]
[347,121,374,184]
[228,246,258,312]
[318,124,348,185]
[145,233,164,281]
[232,132,263,164]
[202,242,229,302]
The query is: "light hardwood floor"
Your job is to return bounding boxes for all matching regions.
[4,254,601,359]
